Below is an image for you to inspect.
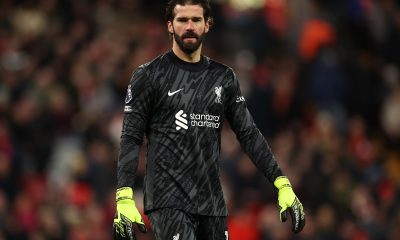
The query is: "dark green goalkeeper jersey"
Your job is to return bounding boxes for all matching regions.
[117,50,282,216]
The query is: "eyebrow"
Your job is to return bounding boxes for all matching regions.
[175,16,203,21]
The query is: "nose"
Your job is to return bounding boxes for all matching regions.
[186,20,195,30]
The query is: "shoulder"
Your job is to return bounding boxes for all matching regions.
[205,57,236,78]
[205,58,240,92]
[206,57,229,70]
[137,53,166,73]
[130,53,168,82]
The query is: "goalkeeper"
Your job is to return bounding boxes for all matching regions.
[113,0,305,239]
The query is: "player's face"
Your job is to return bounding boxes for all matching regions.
[168,4,210,54]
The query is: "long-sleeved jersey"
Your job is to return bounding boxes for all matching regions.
[117,50,282,216]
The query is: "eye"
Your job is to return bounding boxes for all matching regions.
[192,17,202,22]
[176,17,188,22]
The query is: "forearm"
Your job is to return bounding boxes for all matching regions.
[238,126,282,183]
[117,135,142,188]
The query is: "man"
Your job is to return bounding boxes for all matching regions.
[112,0,305,239]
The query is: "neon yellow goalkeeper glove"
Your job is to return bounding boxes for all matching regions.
[113,187,147,240]
[274,176,305,233]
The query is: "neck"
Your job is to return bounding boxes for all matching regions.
[172,42,202,63]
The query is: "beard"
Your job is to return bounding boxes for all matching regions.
[173,29,206,54]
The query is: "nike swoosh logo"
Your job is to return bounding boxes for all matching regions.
[168,88,184,96]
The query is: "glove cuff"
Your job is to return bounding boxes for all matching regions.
[116,187,134,201]
[274,176,292,190]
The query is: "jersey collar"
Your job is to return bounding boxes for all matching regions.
[166,49,209,71]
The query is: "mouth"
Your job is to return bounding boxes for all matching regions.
[182,32,198,40]
[183,37,197,41]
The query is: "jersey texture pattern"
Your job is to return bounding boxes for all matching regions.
[117,50,282,216]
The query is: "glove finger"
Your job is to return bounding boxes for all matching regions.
[125,223,135,240]
[280,209,288,222]
[289,207,298,233]
[298,205,306,233]
[137,222,147,233]
[113,212,124,240]
[298,215,305,233]
[120,214,135,240]
[289,200,304,233]
[113,224,123,240]
[112,225,118,240]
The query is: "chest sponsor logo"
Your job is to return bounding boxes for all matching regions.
[175,110,188,130]
[174,110,221,130]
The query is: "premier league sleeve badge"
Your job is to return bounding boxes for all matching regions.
[125,84,133,104]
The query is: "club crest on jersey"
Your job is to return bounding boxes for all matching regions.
[214,86,222,104]
[125,84,132,104]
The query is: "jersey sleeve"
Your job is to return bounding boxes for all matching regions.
[224,68,282,183]
[117,66,154,188]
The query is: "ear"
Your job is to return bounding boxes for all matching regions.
[167,21,174,34]
[204,17,210,33]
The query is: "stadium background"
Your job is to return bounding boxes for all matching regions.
[1,0,400,239]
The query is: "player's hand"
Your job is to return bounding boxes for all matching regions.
[274,176,305,233]
[113,187,147,240]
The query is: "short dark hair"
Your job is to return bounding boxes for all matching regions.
[165,0,213,25]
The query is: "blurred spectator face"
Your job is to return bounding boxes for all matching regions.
[0,153,11,179]
[351,185,377,223]
[167,4,210,54]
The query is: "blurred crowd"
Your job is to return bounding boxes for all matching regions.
[1,0,400,239]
